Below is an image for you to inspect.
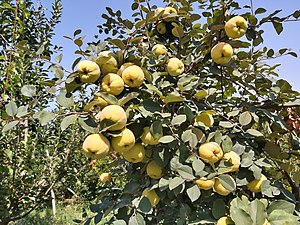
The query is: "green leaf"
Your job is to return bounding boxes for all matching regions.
[2,121,19,132]
[268,210,299,225]
[16,105,28,118]
[164,93,184,104]
[159,135,175,143]
[267,200,295,215]
[222,135,233,153]
[109,39,125,50]
[112,220,127,225]
[74,38,83,47]
[192,159,205,175]
[255,8,267,14]
[272,21,283,35]
[128,213,145,225]
[74,29,82,36]
[249,199,266,225]
[78,116,98,133]
[118,92,139,106]
[177,165,195,180]
[218,174,236,192]
[96,92,118,105]
[171,115,187,126]
[239,111,252,126]
[34,111,56,125]
[230,207,253,225]
[169,177,185,190]
[56,92,75,108]
[246,129,263,137]
[219,121,234,128]
[212,199,226,219]
[5,101,18,117]
[61,115,78,131]
[186,185,201,202]
[150,121,163,139]
[138,197,152,213]
[159,177,169,191]
[55,54,63,63]
[21,85,37,97]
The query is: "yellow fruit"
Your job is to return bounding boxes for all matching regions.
[156,22,167,34]
[263,219,270,225]
[217,216,234,225]
[194,90,208,100]
[101,73,124,96]
[111,128,136,153]
[99,105,127,131]
[152,44,167,56]
[146,160,163,179]
[223,151,241,172]
[195,177,215,190]
[195,112,214,127]
[77,60,101,83]
[214,178,232,196]
[141,127,162,145]
[167,58,184,76]
[247,174,267,193]
[96,51,118,75]
[211,42,233,65]
[225,16,248,39]
[199,142,223,164]
[117,62,134,76]
[123,143,145,163]
[99,172,111,183]
[82,134,110,159]
[121,65,145,88]
[162,6,177,22]
[154,7,164,18]
[142,188,160,207]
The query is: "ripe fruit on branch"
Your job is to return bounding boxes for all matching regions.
[83,95,109,111]
[195,177,215,190]
[217,216,234,225]
[141,127,162,145]
[222,151,241,172]
[247,174,267,193]
[146,160,163,179]
[101,73,124,96]
[98,105,127,131]
[214,178,232,196]
[225,15,248,39]
[142,188,160,207]
[99,172,111,183]
[77,60,101,83]
[111,128,135,153]
[195,112,214,128]
[117,62,134,76]
[211,42,233,65]
[156,22,167,34]
[199,142,223,164]
[152,44,167,56]
[96,51,118,75]
[121,65,145,88]
[162,6,177,22]
[167,57,184,76]
[82,133,110,159]
[123,143,145,163]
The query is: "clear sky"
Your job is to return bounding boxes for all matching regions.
[42,0,300,91]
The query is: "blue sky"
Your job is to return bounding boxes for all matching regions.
[43,0,300,91]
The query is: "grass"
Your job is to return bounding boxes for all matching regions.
[12,204,84,225]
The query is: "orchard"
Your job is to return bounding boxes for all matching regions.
[1,0,300,225]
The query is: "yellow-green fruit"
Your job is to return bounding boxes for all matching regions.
[247,174,267,193]
[77,60,101,83]
[162,6,177,22]
[83,96,109,111]
[141,127,162,145]
[223,151,241,172]
[99,172,111,183]
[123,143,145,163]
[96,51,118,75]
[152,44,167,56]
[117,62,134,76]
[195,112,214,127]
[146,160,163,179]
[82,134,110,159]
[167,58,184,76]
[199,142,223,164]
[211,42,233,65]
[142,188,160,207]
[101,73,124,95]
[121,65,145,87]
[217,216,234,225]
[195,177,215,190]
[154,7,164,18]
[225,16,248,39]
[111,128,135,153]
[156,22,167,34]
[214,178,232,196]
[99,105,127,131]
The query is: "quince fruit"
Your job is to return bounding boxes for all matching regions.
[101,73,124,96]
[141,127,162,145]
[152,44,167,56]
[199,142,223,164]
[142,188,160,207]
[146,160,163,179]
[123,143,145,163]
[82,133,110,159]
[121,65,145,88]
[167,57,184,76]
[211,42,233,65]
[77,60,100,83]
[99,172,111,183]
[214,178,232,196]
[162,6,177,22]
[117,62,134,76]
[98,105,127,131]
[96,51,118,75]
[217,216,234,225]
[111,128,135,153]
[225,15,248,39]
[247,174,267,193]
[223,151,241,172]
[195,112,214,127]
[195,177,215,190]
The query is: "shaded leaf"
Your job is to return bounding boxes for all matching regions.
[2,121,19,132]
[61,115,78,131]
[186,185,201,202]
[21,85,37,97]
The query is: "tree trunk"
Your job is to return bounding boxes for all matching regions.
[50,189,56,216]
